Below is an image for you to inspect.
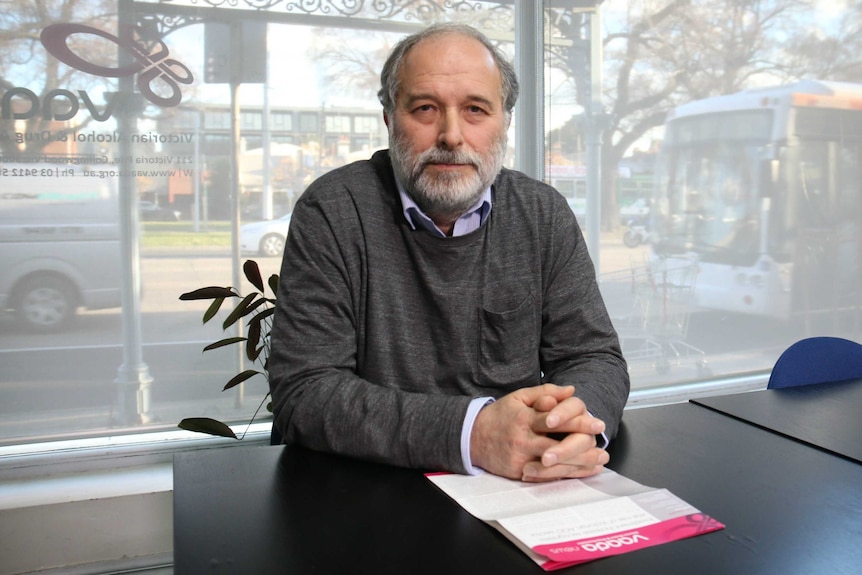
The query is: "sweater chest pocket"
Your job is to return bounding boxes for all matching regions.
[478,293,540,387]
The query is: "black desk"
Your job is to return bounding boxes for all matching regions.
[174,403,862,575]
[691,378,862,463]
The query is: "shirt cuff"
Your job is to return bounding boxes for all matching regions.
[460,397,494,475]
[597,428,610,449]
[584,409,610,449]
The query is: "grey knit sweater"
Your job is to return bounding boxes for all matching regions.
[269,150,629,473]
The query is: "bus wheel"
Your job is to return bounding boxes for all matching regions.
[14,275,77,333]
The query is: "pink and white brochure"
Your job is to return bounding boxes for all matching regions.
[426,469,724,570]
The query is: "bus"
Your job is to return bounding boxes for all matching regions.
[650,80,862,321]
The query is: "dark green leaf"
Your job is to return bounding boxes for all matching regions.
[222,292,259,329]
[253,307,275,322]
[242,297,270,317]
[179,286,237,301]
[267,274,279,296]
[203,337,247,352]
[246,308,272,335]
[244,260,265,292]
[248,345,264,363]
[246,320,262,360]
[202,297,225,324]
[178,417,238,439]
[223,369,261,390]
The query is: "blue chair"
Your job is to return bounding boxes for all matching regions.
[768,336,862,389]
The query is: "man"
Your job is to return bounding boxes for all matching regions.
[269,23,629,482]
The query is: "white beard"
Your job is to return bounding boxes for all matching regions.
[389,124,506,222]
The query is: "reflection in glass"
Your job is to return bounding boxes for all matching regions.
[653,81,861,324]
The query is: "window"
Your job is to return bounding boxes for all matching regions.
[297,111,319,133]
[272,111,293,131]
[354,115,379,134]
[204,110,231,130]
[1,0,856,454]
[241,110,263,130]
[325,114,351,133]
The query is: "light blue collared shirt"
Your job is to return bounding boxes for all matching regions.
[397,182,492,237]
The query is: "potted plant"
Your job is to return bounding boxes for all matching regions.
[177,259,278,439]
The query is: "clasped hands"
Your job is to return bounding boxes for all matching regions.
[470,384,609,482]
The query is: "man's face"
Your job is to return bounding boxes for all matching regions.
[386,33,509,224]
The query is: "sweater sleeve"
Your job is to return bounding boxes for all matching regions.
[268,186,472,473]
[538,196,630,440]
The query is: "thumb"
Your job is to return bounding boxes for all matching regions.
[517,384,575,407]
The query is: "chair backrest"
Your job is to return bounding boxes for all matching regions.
[768,336,862,389]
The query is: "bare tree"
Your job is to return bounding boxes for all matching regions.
[781,2,862,82]
[550,0,815,229]
[308,29,395,103]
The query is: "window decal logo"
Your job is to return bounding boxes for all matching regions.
[40,23,194,108]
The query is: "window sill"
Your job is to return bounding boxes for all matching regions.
[0,424,272,575]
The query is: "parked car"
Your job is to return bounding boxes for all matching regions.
[240,213,292,257]
[139,201,181,222]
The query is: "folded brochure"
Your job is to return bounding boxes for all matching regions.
[426,468,723,570]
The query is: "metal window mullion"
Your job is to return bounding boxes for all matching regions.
[514,0,545,181]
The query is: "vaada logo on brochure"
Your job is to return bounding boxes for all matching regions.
[3,22,193,123]
[579,532,649,553]
[544,532,649,555]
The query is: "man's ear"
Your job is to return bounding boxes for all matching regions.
[383,111,390,128]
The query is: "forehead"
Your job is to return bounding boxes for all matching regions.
[398,33,503,103]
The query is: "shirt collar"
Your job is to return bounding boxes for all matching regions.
[395,175,492,238]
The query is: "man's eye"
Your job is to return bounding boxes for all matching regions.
[414,104,435,113]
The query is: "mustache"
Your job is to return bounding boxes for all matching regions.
[412,147,481,177]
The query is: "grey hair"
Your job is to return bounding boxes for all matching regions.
[377,23,519,121]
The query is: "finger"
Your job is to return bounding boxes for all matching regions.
[541,413,605,437]
[532,394,560,413]
[539,430,598,467]
[515,384,575,408]
[522,447,610,482]
[538,397,606,436]
[523,462,607,482]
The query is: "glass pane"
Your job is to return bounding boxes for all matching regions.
[2,0,860,449]
[640,85,862,384]
[546,2,861,391]
[0,0,518,447]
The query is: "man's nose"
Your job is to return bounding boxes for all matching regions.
[437,109,464,149]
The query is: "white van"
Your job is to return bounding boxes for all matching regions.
[0,164,121,331]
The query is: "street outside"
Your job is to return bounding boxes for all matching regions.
[0,231,807,444]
